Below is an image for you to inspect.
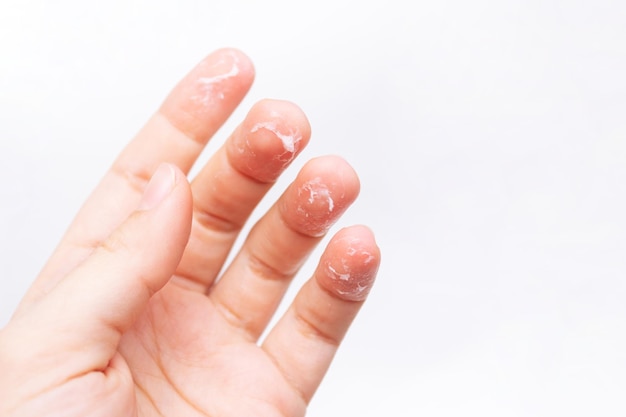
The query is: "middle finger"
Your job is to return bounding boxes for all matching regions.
[172,99,311,291]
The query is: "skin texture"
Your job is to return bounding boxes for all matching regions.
[0,48,381,417]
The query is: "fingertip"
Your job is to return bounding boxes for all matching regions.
[303,155,362,197]
[317,225,381,302]
[280,155,361,237]
[212,47,256,77]
[228,99,311,182]
[159,48,255,143]
[200,48,256,90]
[245,99,311,143]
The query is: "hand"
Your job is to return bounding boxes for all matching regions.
[0,48,380,417]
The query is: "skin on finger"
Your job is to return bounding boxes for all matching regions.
[173,99,311,291]
[2,164,193,392]
[208,156,360,339]
[261,225,381,403]
[159,48,255,143]
[17,48,254,313]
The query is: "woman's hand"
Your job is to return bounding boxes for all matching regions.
[0,48,380,417]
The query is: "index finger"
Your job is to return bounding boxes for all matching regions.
[19,48,254,309]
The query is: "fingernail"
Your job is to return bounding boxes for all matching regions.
[138,164,176,211]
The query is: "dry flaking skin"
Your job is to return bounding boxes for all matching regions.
[295,177,342,237]
[227,100,310,184]
[250,121,302,165]
[279,156,360,238]
[317,228,380,302]
[191,50,241,106]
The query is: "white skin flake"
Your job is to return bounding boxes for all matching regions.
[191,55,240,106]
[324,238,376,300]
[336,281,370,299]
[342,239,375,264]
[327,264,351,281]
[299,177,334,212]
[250,121,301,154]
[326,258,371,300]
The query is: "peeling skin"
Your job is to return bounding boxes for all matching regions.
[294,177,337,237]
[250,121,302,160]
[288,177,343,236]
[323,257,375,302]
[229,109,308,183]
[299,177,334,212]
[283,157,358,238]
[327,264,351,281]
[336,282,371,299]
[191,53,240,106]
[322,235,378,301]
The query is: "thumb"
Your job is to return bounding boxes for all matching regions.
[26,163,192,367]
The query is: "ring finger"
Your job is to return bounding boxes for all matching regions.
[208,155,361,340]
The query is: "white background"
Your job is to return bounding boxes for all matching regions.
[2,1,626,415]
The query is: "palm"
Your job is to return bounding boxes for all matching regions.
[120,283,303,417]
